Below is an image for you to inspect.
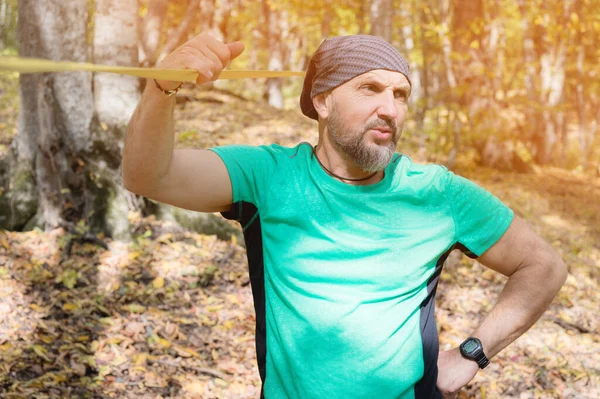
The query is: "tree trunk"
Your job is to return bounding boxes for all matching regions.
[370,0,393,42]
[0,0,17,50]
[0,0,140,238]
[263,0,284,109]
[574,4,587,167]
[438,0,460,170]
[156,0,201,64]
[517,0,538,154]
[138,0,169,66]
[94,0,140,128]
[93,0,143,238]
[536,0,571,165]
[417,0,431,154]
[3,0,94,231]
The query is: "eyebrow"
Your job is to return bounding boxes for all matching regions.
[357,76,410,92]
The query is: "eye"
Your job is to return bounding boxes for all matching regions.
[361,84,377,92]
[394,90,408,100]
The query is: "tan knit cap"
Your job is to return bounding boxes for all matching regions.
[300,35,411,120]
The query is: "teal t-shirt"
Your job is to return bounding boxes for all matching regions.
[209,142,513,399]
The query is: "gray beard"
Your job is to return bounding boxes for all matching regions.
[327,106,400,173]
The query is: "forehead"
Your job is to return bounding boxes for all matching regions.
[346,69,410,88]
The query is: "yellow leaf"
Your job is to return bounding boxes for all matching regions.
[101,122,108,131]
[123,304,146,313]
[90,340,100,352]
[1,239,9,250]
[111,355,127,367]
[570,12,579,25]
[29,304,44,312]
[226,294,240,305]
[231,234,237,246]
[174,345,201,359]
[40,334,54,344]
[133,353,148,365]
[152,277,165,289]
[157,338,171,349]
[214,378,228,387]
[107,281,120,292]
[106,337,124,345]
[222,320,234,331]
[53,373,68,383]
[206,305,224,312]
[128,251,141,261]
[470,40,479,49]
[31,345,51,362]
[62,303,78,312]
[157,233,173,243]
[130,365,147,374]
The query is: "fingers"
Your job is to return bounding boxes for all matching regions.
[156,33,246,88]
[227,42,245,61]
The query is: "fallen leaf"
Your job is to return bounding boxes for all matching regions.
[152,277,165,289]
[62,303,78,312]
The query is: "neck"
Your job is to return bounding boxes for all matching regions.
[313,141,384,185]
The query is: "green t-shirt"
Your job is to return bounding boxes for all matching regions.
[209,142,513,399]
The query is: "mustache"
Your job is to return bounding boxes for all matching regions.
[364,118,397,133]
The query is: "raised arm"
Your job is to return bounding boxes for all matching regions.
[122,33,244,213]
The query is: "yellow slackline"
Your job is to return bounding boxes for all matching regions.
[0,56,305,81]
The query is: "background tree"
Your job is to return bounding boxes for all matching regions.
[0,0,140,237]
[1,0,599,236]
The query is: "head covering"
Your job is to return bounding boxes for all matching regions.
[300,35,411,120]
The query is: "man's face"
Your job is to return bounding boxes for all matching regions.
[325,69,410,172]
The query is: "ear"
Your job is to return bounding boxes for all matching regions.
[312,92,330,120]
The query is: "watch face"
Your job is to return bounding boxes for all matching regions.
[463,340,479,353]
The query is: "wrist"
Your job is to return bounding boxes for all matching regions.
[154,79,183,96]
[459,337,490,369]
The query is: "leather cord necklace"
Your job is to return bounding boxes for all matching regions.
[312,145,378,182]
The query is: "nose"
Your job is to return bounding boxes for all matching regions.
[376,90,398,120]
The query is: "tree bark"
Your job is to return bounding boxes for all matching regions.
[156,0,202,64]
[94,0,140,128]
[574,0,588,167]
[0,0,141,238]
[138,0,169,66]
[536,0,571,165]
[370,0,393,42]
[517,0,540,158]
[0,0,17,50]
[5,0,94,231]
[263,0,284,109]
[438,0,460,170]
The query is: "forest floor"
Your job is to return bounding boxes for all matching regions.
[0,85,599,398]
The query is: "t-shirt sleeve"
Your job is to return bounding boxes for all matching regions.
[443,170,514,257]
[208,144,278,208]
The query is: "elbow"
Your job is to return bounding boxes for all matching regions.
[121,164,144,196]
[554,256,568,289]
[544,249,568,293]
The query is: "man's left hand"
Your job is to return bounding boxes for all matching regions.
[436,348,480,398]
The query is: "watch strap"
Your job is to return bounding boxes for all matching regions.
[476,354,490,369]
[460,337,490,369]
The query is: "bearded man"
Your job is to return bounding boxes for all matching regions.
[123,33,567,399]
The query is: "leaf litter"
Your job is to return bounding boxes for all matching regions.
[1,88,599,398]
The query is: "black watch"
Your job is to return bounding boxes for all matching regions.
[459,337,489,369]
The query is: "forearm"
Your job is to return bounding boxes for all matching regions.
[472,251,567,358]
[122,79,177,193]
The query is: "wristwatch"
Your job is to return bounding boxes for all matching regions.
[459,337,489,369]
